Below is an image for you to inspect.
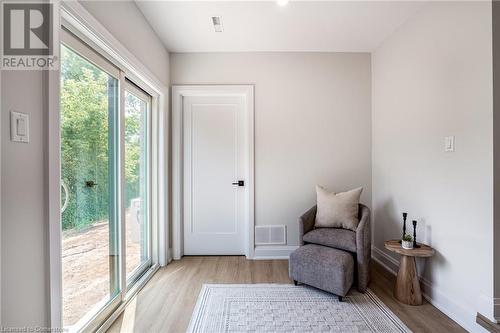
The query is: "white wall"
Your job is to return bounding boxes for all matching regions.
[0,1,169,327]
[372,2,493,332]
[1,71,49,327]
[171,52,372,248]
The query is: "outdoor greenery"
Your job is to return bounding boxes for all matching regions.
[61,45,144,230]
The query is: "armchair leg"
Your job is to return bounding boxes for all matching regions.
[293,280,298,286]
[338,296,343,302]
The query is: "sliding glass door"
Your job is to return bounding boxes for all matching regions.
[60,30,152,331]
[124,83,152,286]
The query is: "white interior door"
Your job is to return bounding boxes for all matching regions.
[183,94,249,255]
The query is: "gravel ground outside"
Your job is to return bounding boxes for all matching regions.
[62,211,143,326]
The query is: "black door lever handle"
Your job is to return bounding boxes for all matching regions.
[232,180,245,186]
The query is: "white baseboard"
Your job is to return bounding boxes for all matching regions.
[253,245,298,260]
[371,246,487,333]
[371,246,399,275]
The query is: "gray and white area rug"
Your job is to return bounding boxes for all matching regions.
[187,284,412,333]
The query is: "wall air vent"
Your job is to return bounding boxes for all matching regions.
[212,16,223,32]
[255,225,287,245]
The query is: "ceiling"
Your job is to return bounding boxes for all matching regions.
[135,1,426,53]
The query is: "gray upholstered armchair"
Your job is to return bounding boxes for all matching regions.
[298,204,371,292]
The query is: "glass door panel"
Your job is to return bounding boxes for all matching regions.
[124,86,151,284]
[60,44,119,328]
[59,29,154,331]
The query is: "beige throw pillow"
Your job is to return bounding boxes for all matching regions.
[315,185,363,231]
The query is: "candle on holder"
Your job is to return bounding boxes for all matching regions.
[400,213,408,243]
[412,220,420,248]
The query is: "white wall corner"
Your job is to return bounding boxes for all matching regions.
[253,245,299,260]
[476,294,497,323]
[371,246,485,333]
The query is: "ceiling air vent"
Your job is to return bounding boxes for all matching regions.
[212,16,223,32]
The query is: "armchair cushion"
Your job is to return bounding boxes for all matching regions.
[302,228,356,253]
[315,185,363,231]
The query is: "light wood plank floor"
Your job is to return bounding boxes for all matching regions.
[107,257,466,333]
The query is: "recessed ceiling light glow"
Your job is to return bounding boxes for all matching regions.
[277,0,289,6]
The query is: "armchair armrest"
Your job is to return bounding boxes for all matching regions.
[356,204,371,292]
[299,205,317,246]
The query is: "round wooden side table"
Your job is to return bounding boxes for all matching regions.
[384,239,435,306]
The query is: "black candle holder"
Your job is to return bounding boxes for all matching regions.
[412,220,421,248]
[399,212,408,244]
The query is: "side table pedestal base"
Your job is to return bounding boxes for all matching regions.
[394,255,422,306]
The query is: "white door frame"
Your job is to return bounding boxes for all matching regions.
[172,85,255,260]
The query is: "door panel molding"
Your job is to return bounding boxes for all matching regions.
[172,85,255,259]
[184,97,242,254]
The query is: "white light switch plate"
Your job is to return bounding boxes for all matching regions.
[10,111,29,143]
[444,136,455,152]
